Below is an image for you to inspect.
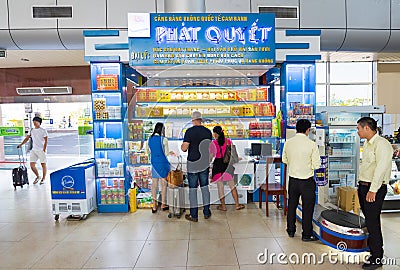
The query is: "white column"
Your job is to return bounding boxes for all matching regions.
[164,0,205,13]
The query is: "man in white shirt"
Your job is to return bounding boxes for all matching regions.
[357,117,392,270]
[282,119,321,241]
[18,117,48,185]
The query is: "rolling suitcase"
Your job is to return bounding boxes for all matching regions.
[167,185,185,218]
[12,148,29,190]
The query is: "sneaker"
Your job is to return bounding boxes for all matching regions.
[39,179,45,185]
[33,177,40,184]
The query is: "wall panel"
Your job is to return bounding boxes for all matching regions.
[377,63,400,114]
[58,0,106,29]
[205,0,250,12]
[0,66,90,97]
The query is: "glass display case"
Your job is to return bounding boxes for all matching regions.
[281,63,316,129]
[328,128,360,200]
[383,144,400,212]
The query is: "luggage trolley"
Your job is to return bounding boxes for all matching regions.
[50,160,96,221]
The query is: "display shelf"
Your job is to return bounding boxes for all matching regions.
[329,169,355,171]
[92,90,121,93]
[384,195,400,201]
[136,100,268,104]
[97,203,129,213]
[91,62,129,213]
[329,155,356,158]
[93,119,123,122]
[330,142,355,144]
[133,116,274,120]
[128,163,151,166]
[94,147,124,151]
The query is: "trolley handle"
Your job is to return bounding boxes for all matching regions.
[17,147,26,166]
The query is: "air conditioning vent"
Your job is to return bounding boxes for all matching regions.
[32,6,72,18]
[16,87,72,95]
[259,6,298,18]
[16,87,43,95]
[42,87,72,94]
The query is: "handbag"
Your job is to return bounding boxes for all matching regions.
[167,156,183,187]
[223,139,239,164]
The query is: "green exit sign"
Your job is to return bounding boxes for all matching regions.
[0,50,6,58]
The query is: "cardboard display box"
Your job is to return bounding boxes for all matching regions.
[337,186,360,214]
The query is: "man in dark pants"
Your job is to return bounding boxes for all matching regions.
[357,117,392,270]
[282,119,321,241]
[181,111,212,222]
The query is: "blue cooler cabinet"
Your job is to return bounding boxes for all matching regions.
[50,160,96,221]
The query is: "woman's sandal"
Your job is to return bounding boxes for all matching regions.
[216,205,227,211]
[33,177,40,184]
[236,204,245,210]
[151,207,158,214]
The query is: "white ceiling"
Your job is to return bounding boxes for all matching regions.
[0,50,88,68]
[2,50,400,69]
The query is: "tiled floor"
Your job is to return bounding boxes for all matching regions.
[0,157,399,269]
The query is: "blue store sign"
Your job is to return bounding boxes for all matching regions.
[128,13,275,66]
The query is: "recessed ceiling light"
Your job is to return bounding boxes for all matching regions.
[186,73,191,76]
[20,58,29,62]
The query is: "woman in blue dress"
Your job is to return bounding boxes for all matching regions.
[146,122,170,213]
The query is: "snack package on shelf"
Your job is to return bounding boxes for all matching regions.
[256,87,268,101]
[149,106,163,117]
[128,120,143,140]
[99,184,126,205]
[156,90,171,102]
[170,91,184,101]
[129,151,149,165]
[135,89,148,102]
[93,98,106,111]
[96,74,119,90]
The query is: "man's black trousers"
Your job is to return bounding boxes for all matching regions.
[287,176,316,237]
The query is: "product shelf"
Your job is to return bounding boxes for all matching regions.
[328,168,355,171]
[136,100,268,104]
[91,62,129,213]
[329,155,356,158]
[92,90,121,93]
[133,116,274,120]
[94,147,124,151]
[93,119,123,122]
[128,163,151,166]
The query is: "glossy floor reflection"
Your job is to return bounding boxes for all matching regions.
[0,160,399,269]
